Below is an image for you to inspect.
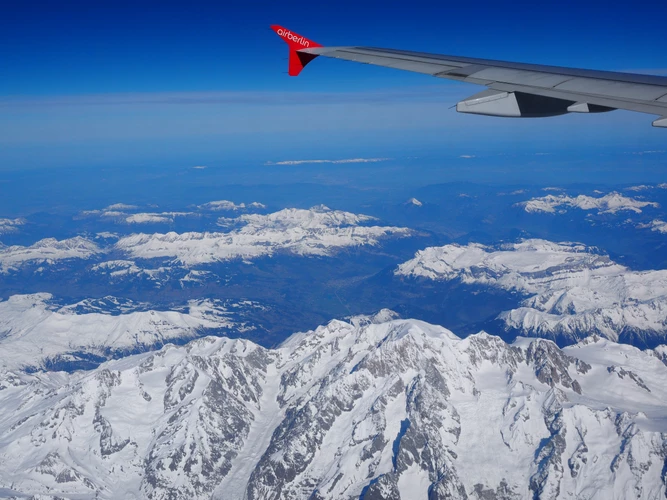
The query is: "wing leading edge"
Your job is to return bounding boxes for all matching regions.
[271,25,667,128]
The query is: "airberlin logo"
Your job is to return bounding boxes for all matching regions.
[276,28,310,48]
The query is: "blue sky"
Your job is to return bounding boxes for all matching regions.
[1,0,666,175]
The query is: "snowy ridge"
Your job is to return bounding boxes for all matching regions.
[396,239,667,344]
[0,236,100,273]
[2,206,411,273]
[80,200,267,222]
[0,217,25,235]
[198,200,266,211]
[106,203,138,210]
[0,312,666,499]
[116,206,411,265]
[125,212,193,224]
[626,184,667,192]
[85,210,194,224]
[517,192,659,214]
[0,293,250,371]
[639,219,667,233]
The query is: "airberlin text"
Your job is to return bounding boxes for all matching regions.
[277,29,310,48]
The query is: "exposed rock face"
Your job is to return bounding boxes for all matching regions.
[1,312,666,499]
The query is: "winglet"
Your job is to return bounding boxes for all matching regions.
[271,25,322,76]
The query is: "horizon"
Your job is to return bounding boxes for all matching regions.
[2,0,666,175]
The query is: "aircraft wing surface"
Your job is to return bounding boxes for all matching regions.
[272,25,667,127]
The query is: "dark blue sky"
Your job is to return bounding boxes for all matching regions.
[1,0,666,175]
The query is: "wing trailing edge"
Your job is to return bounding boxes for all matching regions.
[270,25,667,126]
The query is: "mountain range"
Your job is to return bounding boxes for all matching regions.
[1,311,665,499]
[396,239,667,347]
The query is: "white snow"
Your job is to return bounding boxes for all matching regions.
[0,237,100,273]
[1,313,666,499]
[124,212,192,224]
[95,232,118,239]
[518,192,659,214]
[0,293,241,370]
[396,239,667,342]
[638,219,667,233]
[115,206,412,265]
[0,218,25,235]
[212,363,284,499]
[106,203,138,210]
[198,200,253,211]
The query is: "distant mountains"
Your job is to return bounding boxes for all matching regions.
[0,206,412,273]
[1,186,667,499]
[0,293,264,372]
[397,239,667,347]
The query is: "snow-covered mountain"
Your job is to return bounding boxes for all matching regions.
[517,192,659,214]
[1,312,666,499]
[115,206,412,265]
[0,293,260,372]
[198,200,266,211]
[0,236,100,273]
[0,217,24,235]
[639,219,667,233]
[396,239,667,345]
[626,184,667,192]
[89,259,173,285]
[0,206,412,274]
[124,212,194,224]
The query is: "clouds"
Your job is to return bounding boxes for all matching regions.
[0,88,465,109]
[265,158,390,166]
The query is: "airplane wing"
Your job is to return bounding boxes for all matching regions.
[271,25,667,128]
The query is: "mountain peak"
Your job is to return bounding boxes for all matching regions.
[2,313,666,498]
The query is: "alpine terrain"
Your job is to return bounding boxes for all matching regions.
[1,311,666,499]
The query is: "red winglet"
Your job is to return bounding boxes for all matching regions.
[271,25,322,76]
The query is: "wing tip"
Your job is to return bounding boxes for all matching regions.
[271,25,322,76]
